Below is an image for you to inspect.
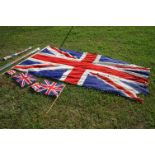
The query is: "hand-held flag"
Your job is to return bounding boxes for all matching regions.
[40,80,65,97]
[31,80,66,114]
[5,69,16,76]
[12,72,37,88]
[31,80,65,97]
[31,82,43,92]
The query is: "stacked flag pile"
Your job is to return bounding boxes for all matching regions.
[5,70,65,98]
[5,46,150,103]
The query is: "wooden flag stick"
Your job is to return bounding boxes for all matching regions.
[45,84,66,114]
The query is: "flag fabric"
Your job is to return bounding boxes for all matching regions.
[12,72,37,87]
[5,69,16,76]
[40,80,65,97]
[31,80,65,97]
[14,46,150,102]
[31,82,43,92]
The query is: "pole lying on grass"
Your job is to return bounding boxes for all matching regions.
[45,85,66,115]
[0,48,40,74]
[1,46,32,61]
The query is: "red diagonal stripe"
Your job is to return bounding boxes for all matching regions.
[113,65,150,71]
[14,64,54,69]
[91,73,143,103]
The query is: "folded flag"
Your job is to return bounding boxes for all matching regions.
[14,46,150,103]
[31,82,42,92]
[5,69,16,76]
[12,72,37,87]
[31,80,65,97]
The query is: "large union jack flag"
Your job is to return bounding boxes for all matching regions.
[14,46,150,103]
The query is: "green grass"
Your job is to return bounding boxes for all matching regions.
[0,26,155,128]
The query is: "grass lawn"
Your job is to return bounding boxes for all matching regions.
[0,26,155,128]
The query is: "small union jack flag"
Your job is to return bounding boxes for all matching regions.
[31,82,42,92]
[5,69,16,76]
[12,72,37,87]
[39,80,65,97]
